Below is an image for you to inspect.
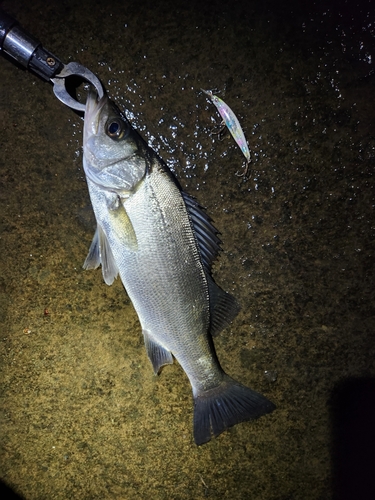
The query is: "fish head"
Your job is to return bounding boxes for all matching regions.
[83,90,146,195]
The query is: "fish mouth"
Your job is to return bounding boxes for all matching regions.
[83,89,108,146]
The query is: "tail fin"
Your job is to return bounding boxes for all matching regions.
[193,375,275,445]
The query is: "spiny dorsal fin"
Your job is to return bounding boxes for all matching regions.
[182,192,221,274]
[182,192,240,334]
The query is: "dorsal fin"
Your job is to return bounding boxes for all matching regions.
[182,192,240,334]
[182,192,221,274]
[207,274,241,336]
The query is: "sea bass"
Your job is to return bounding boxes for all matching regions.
[82,90,275,445]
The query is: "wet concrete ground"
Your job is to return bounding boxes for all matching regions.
[0,0,374,499]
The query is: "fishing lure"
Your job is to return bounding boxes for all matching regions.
[202,89,251,177]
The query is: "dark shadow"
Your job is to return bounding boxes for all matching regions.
[330,378,375,500]
[0,480,25,500]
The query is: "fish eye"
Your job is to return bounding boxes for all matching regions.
[105,119,127,141]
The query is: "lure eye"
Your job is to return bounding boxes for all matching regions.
[105,119,127,141]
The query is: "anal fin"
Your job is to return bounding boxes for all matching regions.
[143,330,173,375]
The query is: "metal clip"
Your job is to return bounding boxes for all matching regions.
[51,62,104,113]
[0,8,104,113]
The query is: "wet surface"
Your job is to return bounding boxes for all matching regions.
[0,0,374,498]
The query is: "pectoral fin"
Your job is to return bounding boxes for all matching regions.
[83,200,138,285]
[83,225,119,285]
[143,330,173,375]
[107,201,138,252]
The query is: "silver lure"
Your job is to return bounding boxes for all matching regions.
[202,89,251,177]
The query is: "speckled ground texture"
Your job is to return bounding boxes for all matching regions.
[0,0,374,499]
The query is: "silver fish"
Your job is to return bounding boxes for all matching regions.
[82,90,275,444]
